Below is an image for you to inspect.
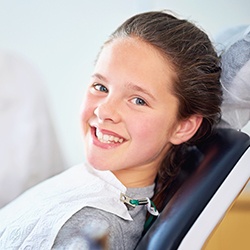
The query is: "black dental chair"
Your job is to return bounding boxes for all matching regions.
[136,128,250,250]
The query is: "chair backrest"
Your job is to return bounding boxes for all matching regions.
[136,128,250,250]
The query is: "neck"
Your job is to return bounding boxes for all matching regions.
[112,167,157,188]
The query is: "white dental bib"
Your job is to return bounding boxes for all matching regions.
[0,163,132,249]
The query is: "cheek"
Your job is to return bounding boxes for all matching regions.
[80,94,95,131]
[130,115,169,141]
[138,114,177,144]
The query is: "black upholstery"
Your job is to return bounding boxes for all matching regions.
[136,128,250,250]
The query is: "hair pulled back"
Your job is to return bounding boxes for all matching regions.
[108,11,222,211]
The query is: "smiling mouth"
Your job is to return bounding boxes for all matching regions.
[95,128,124,144]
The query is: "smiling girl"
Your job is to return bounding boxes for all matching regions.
[82,37,181,187]
[0,11,222,250]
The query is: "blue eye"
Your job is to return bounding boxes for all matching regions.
[94,84,108,93]
[132,97,147,106]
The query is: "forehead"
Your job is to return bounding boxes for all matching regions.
[101,37,169,65]
[95,37,177,93]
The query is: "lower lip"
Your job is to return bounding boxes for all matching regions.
[90,127,123,149]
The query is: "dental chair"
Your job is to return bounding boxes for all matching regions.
[136,128,250,250]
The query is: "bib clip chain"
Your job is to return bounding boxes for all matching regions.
[120,193,159,216]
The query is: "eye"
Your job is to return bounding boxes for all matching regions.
[93,83,108,93]
[131,97,147,106]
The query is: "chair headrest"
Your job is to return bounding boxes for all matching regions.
[136,128,250,250]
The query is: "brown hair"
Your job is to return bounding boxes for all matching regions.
[107,11,222,211]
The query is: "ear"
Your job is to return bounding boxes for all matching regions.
[170,115,203,145]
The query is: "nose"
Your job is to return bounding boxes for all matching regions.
[94,98,121,124]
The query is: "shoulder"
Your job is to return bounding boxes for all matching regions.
[53,206,144,250]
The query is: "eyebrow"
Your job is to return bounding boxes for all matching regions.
[125,82,156,101]
[91,73,108,82]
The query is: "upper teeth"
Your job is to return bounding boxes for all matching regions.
[96,129,124,144]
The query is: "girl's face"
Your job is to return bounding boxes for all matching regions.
[81,37,180,187]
